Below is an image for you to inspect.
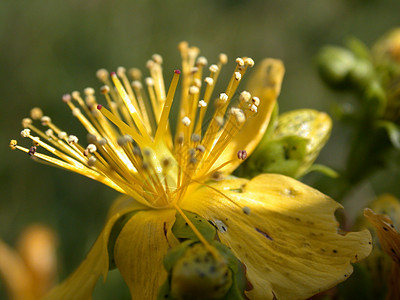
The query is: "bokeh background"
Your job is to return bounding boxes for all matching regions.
[1,0,400,298]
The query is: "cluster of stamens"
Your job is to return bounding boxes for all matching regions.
[10,42,259,209]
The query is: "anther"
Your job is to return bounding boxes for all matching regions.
[68,135,79,144]
[58,131,67,139]
[174,69,181,74]
[22,118,32,128]
[182,116,191,127]
[250,104,258,113]
[232,108,246,124]
[252,97,260,106]
[117,136,127,147]
[87,134,97,144]
[194,78,201,88]
[245,58,255,67]
[219,53,228,64]
[219,93,228,103]
[239,91,251,103]
[131,80,142,90]
[9,140,17,150]
[189,86,200,95]
[236,57,244,66]
[133,146,142,158]
[196,145,205,152]
[145,77,154,86]
[84,87,95,96]
[28,145,37,156]
[62,94,72,103]
[40,116,51,126]
[117,66,126,77]
[129,68,142,80]
[96,69,109,81]
[143,148,151,157]
[234,72,242,80]
[204,77,214,85]
[177,133,184,145]
[196,56,208,66]
[124,134,133,143]
[209,64,219,73]
[191,67,199,74]
[198,100,207,108]
[98,138,107,146]
[30,108,43,120]
[162,158,171,168]
[237,150,248,160]
[45,129,54,136]
[86,144,96,153]
[21,129,31,138]
[97,104,103,110]
[100,85,110,94]
[215,116,224,127]
[146,60,154,69]
[191,133,201,143]
[71,91,80,100]
[88,157,96,167]
[152,54,163,64]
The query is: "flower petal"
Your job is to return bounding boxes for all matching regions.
[114,209,178,300]
[45,197,143,300]
[214,59,285,174]
[181,174,372,300]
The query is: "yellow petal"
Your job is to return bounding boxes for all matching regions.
[181,174,372,300]
[114,209,178,300]
[213,59,285,174]
[45,197,143,300]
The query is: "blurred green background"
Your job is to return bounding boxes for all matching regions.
[1,0,400,298]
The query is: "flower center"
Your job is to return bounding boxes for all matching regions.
[10,42,258,209]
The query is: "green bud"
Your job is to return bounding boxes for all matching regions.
[243,109,332,178]
[317,46,356,88]
[348,59,375,89]
[170,243,232,300]
[364,80,387,116]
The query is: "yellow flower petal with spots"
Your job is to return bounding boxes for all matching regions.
[181,174,372,300]
[114,209,178,300]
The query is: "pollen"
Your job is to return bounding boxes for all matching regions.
[11,42,259,209]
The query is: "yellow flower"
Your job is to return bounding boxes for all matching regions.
[10,42,372,300]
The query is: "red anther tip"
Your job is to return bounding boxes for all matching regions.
[174,69,181,74]
[97,104,103,110]
[110,72,116,76]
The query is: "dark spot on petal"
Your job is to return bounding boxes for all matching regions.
[333,249,338,253]
[391,248,396,255]
[390,224,395,228]
[344,274,347,277]
[255,228,273,240]
[320,248,326,252]
[383,227,389,231]
[185,222,188,226]
[209,265,216,273]
[295,217,301,222]
[306,221,315,225]
[369,242,372,245]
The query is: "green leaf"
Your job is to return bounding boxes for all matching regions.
[377,120,400,149]
[172,210,216,242]
[306,164,339,178]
